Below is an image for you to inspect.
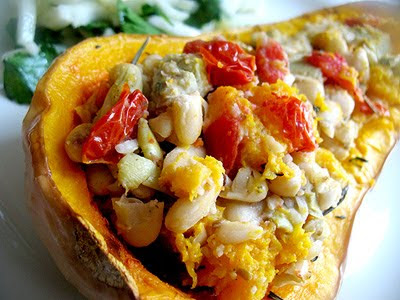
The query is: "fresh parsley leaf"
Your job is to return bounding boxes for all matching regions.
[141,4,172,25]
[117,0,161,34]
[185,0,221,28]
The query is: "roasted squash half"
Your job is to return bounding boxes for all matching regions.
[23,2,400,299]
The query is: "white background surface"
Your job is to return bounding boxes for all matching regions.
[0,1,399,299]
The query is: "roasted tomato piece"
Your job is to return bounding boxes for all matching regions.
[359,98,389,116]
[82,85,148,163]
[307,50,370,111]
[256,94,317,152]
[256,39,289,84]
[204,114,242,173]
[183,39,256,86]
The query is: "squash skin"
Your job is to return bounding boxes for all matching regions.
[22,2,400,299]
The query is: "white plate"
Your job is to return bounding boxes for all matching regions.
[0,1,399,299]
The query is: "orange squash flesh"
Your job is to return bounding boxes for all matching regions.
[23,2,400,299]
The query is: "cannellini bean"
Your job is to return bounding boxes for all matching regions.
[334,120,359,147]
[304,218,329,241]
[64,123,92,163]
[320,136,350,161]
[219,167,268,202]
[223,201,264,224]
[325,87,355,120]
[112,197,164,247]
[297,160,329,185]
[162,146,223,232]
[269,161,303,197]
[171,92,203,146]
[165,188,218,233]
[215,220,264,244]
[294,75,324,103]
[348,46,370,83]
[283,73,295,86]
[316,177,342,211]
[318,100,343,138]
[313,30,349,56]
[272,259,311,288]
[286,260,310,281]
[266,194,284,211]
[148,111,173,140]
[306,240,323,260]
[131,184,156,199]
[86,164,115,196]
[137,118,163,166]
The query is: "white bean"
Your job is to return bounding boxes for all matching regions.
[269,161,303,197]
[171,92,203,146]
[318,100,343,138]
[165,188,218,233]
[220,167,268,202]
[215,220,264,244]
[316,177,342,210]
[223,201,264,224]
[294,75,324,103]
[112,197,164,247]
[325,87,355,120]
[148,111,173,140]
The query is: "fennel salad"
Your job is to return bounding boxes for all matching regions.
[2,0,267,104]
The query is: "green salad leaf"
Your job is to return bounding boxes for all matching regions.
[185,0,221,28]
[117,0,161,34]
[78,20,113,38]
[3,27,64,104]
[140,4,172,25]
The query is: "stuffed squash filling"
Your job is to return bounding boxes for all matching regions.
[63,16,400,299]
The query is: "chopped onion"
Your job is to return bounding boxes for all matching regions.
[115,139,139,154]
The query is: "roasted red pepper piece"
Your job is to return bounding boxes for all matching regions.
[184,39,256,86]
[82,85,148,163]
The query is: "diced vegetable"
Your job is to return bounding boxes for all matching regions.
[137,118,163,165]
[290,61,323,81]
[82,87,148,163]
[254,88,318,152]
[64,123,92,163]
[113,197,164,247]
[118,153,158,191]
[184,39,256,86]
[255,39,289,84]
[204,113,242,173]
[95,63,143,121]
[307,51,365,106]
[220,167,268,202]
[86,164,115,196]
